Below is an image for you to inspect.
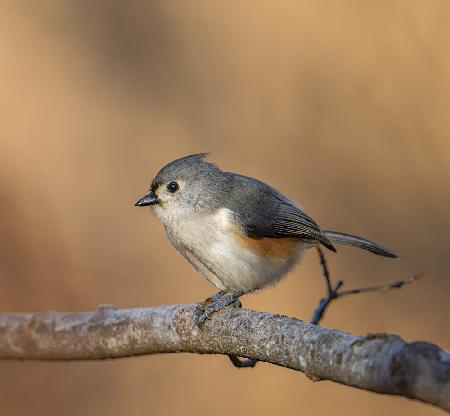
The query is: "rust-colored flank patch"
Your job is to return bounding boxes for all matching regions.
[233,228,300,259]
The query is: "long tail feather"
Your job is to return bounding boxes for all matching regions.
[323,231,398,258]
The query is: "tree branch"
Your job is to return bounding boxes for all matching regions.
[229,248,423,368]
[0,250,444,409]
[0,304,448,411]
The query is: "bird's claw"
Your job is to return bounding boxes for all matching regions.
[193,290,244,329]
[193,304,212,328]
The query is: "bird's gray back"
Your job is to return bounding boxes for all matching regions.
[223,172,293,219]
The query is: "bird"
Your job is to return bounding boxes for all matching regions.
[135,153,397,327]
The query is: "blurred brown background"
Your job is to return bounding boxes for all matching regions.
[0,1,449,415]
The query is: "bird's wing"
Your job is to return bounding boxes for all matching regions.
[235,202,336,252]
[224,174,336,252]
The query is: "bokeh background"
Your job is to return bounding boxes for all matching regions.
[0,1,449,415]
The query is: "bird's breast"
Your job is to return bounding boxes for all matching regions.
[164,208,307,291]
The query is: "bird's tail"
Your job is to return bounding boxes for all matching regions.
[323,230,398,258]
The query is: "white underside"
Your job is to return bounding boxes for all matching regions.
[155,206,310,292]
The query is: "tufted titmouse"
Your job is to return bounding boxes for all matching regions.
[135,153,397,326]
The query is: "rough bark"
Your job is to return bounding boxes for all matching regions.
[0,304,448,411]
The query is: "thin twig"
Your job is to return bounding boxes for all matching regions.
[317,245,334,292]
[311,247,423,325]
[338,273,422,297]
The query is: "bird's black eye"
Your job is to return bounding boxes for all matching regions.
[167,181,179,193]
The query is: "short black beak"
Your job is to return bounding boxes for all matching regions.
[135,191,159,206]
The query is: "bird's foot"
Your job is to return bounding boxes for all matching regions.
[193,290,227,316]
[194,290,244,328]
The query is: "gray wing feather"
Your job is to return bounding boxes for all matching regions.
[224,173,336,252]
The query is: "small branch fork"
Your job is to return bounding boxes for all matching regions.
[311,248,423,325]
[229,248,423,368]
